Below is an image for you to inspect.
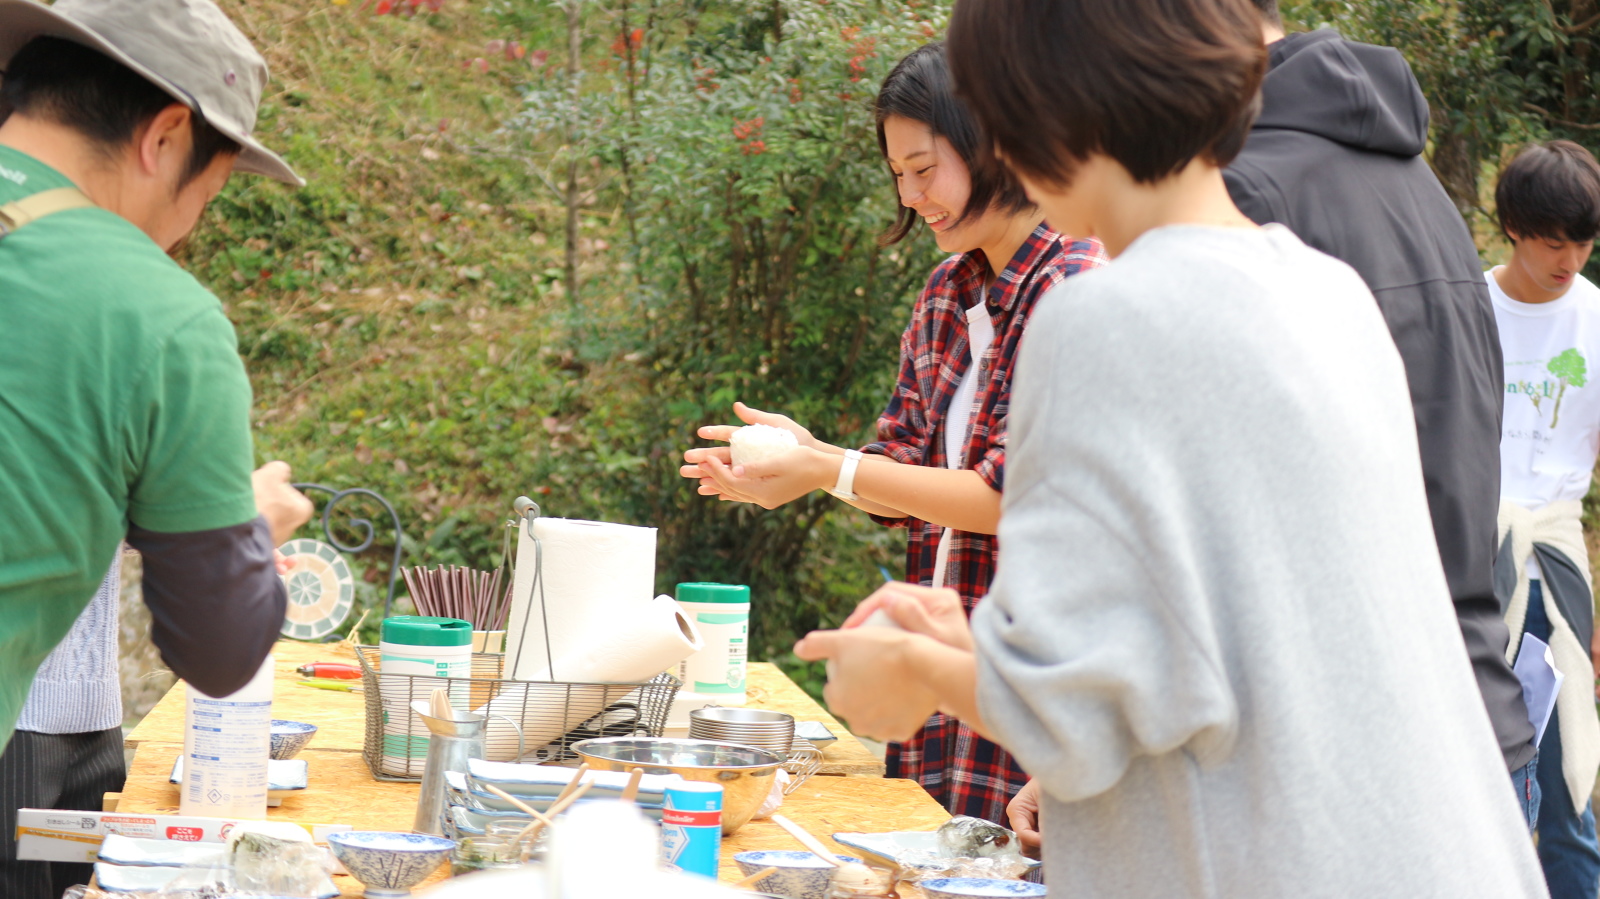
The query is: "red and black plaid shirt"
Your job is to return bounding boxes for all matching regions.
[863,224,1105,822]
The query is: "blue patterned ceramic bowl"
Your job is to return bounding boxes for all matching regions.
[920,878,1048,898]
[270,719,318,759]
[733,850,862,899]
[326,831,453,898]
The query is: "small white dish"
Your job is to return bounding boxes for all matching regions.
[921,877,1048,898]
[169,756,308,807]
[794,721,837,748]
[446,800,662,838]
[92,860,338,897]
[465,759,682,800]
[831,831,1042,872]
[97,834,225,867]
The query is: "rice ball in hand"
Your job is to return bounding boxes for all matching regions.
[729,424,799,467]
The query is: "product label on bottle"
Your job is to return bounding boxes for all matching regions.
[659,784,721,879]
[686,612,748,694]
[183,697,271,817]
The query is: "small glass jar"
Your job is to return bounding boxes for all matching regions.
[450,819,544,875]
[828,864,898,898]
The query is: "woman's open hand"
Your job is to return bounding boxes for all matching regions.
[692,447,833,510]
[681,402,819,503]
[697,401,818,450]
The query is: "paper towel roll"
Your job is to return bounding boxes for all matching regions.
[504,517,658,680]
[484,595,703,759]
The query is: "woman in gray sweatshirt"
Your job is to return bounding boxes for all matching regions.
[796,0,1549,894]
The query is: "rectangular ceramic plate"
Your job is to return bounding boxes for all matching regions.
[831,831,1042,871]
[795,721,837,747]
[466,759,682,800]
[446,800,663,838]
[97,834,226,868]
[92,861,339,897]
[448,770,667,815]
[169,756,308,807]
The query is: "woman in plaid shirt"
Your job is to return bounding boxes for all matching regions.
[683,44,1104,822]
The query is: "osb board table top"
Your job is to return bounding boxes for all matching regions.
[126,640,886,777]
[119,742,944,897]
[119,742,432,897]
[744,662,886,777]
[125,640,365,753]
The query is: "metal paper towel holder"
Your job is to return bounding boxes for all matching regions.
[504,495,558,681]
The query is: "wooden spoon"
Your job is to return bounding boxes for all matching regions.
[552,763,590,804]
[619,767,645,804]
[770,814,843,866]
[730,867,779,890]
[429,687,451,720]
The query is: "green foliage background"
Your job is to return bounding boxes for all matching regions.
[191,0,1598,697]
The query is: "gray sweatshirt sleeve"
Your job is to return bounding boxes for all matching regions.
[970,278,1236,803]
[126,515,286,698]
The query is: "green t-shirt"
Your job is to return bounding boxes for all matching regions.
[0,146,259,746]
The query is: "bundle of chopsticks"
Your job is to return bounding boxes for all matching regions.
[402,564,512,629]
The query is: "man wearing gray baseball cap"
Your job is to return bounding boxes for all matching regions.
[0,1,313,893]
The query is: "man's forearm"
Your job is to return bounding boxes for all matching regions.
[127,515,286,698]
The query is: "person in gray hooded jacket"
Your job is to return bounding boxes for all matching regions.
[1221,5,1538,814]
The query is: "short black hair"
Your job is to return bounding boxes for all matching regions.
[1495,140,1600,244]
[875,43,1033,246]
[0,37,241,189]
[1250,0,1281,26]
[947,0,1266,188]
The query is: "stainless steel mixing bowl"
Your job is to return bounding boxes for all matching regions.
[570,737,785,834]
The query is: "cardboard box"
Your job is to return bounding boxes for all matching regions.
[15,809,350,864]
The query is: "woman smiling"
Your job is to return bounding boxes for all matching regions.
[680,43,1103,823]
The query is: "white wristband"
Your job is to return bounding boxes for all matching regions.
[828,449,864,502]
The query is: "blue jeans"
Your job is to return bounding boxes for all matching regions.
[1513,751,1541,833]
[1526,580,1600,899]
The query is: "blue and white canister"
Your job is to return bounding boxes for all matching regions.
[659,781,723,878]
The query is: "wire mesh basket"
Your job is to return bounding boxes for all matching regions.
[355,644,680,781]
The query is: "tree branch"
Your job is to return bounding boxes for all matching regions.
[1525,101,1600,129]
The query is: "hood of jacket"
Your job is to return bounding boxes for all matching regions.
[1256,28,1429,158]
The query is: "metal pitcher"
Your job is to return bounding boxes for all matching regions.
[411,702,524,835]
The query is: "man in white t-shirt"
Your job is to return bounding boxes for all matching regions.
[1489,139,1600,899]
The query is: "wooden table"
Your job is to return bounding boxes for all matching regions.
[117,640,937,896]
[126,641,885,777]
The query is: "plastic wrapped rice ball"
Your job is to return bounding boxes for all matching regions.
[729,424,798,467]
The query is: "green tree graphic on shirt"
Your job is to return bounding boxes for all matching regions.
[1548,348,1588,428]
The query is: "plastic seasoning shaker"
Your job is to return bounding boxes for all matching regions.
[674,583,751,703]
[658,781,723,878]
[180,653,274,819]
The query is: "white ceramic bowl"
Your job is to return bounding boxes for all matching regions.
[270,719,318,759]
[920,878,1048,898]
[326,831,453,898]
[732,850,862,899]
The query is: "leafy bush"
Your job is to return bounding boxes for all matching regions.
[507,0,945,659]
